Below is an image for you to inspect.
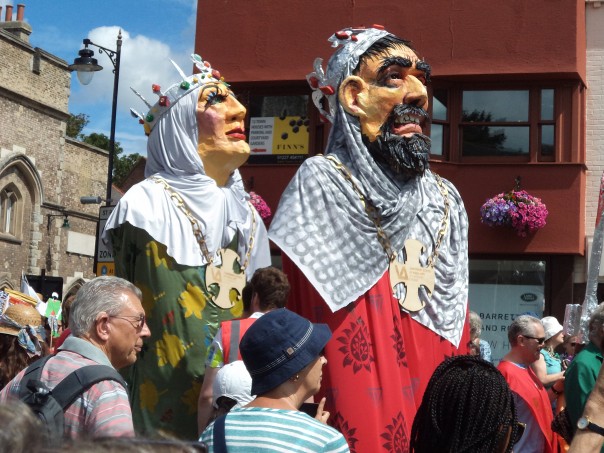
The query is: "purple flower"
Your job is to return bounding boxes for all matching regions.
[480,190,548,237]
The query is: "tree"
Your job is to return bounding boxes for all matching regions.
[82,132,141,188]
[113,152,143,187]
[66,114,142,188]
[66,113,89,139]
[82,132,124,155]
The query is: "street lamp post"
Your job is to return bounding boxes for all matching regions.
[68,31,122,207]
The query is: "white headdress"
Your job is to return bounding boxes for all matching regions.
[130,54,226,136]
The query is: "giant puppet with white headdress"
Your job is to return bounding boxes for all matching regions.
[103,55,270,439]
[269,27,470,451]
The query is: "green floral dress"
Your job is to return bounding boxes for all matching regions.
[111,223,244,439]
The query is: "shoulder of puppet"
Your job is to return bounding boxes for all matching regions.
[430,171,466,206]
[298,155,334,177]
[116,178,162,208]
[283,155,339,191]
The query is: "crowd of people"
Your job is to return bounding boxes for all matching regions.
[3,277,604,452]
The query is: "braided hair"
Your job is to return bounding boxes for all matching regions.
[410,355,519,453]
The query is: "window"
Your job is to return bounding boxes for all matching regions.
[429,85,563,162]
[468,259,546,364]
[430,89,448,157]
[461,90,530,157]
[0,185,21,237]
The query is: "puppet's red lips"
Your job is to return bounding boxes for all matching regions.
[392,114,423,136]
[227,128,246,140]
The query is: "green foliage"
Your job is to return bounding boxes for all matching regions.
[113,152,143,187]
[65,113,89,138]
[82,132,124,156]
[67,113,144,188]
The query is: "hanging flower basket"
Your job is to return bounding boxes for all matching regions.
[249,191,272,220]
[480,189,548,237]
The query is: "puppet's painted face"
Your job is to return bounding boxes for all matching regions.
[196,83,249,176]
[350,45,429,141]
[340,45,432,175]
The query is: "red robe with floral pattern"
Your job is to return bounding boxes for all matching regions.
[283,256,470,453]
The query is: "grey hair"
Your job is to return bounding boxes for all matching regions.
[508,315,541,345]
[469,311,482,340]
[589,303,604,332]
[69,276,142,337]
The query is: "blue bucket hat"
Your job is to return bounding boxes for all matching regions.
[240,308,332,395]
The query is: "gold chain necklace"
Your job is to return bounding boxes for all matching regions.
[324,155,450,312]
[151,176,257,308]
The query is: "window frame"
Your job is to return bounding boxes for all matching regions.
[0,184,22,240]
[428,82,566,164]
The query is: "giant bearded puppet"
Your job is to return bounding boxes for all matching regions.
[269,27,470,452]
[103,55,271,439]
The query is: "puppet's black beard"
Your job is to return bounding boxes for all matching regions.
[364,104,431,176]
[365,132,431,176]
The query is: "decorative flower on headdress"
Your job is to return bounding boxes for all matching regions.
[130,54,227,136]
[306,25,389,124]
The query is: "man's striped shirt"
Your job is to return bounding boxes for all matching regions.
[0,336,134,438]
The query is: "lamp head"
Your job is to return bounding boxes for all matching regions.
[68,46,103,86]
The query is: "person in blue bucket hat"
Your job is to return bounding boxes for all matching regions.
[200,308,350,452]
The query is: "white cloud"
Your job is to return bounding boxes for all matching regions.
[69,25,197,156]
[71,26,192,114]
[116,130,149,158]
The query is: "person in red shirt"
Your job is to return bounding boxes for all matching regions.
[498,315,560,453]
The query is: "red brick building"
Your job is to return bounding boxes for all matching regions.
[195,0,593,359]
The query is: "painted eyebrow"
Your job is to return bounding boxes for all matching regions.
[416,61,432,83]
[199,83,226,98]
[377,57,413,77]
[199,83,231,108]
[377,57,432,83]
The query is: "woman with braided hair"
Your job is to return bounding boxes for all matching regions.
[410,355,523,453]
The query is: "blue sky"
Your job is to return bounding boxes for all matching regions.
[1,0,198,156]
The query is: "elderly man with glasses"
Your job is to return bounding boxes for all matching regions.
[498,315,559,453]
[0,276,151,439]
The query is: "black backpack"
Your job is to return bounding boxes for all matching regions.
[18,354,128,447]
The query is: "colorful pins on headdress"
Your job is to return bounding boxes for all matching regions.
[130,54,226,136]
[306,26,389,124]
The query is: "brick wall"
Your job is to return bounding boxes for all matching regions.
[0,30,70,113]
[581,5,604,284]
[0,25,107,293]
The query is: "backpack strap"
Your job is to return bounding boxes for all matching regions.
[212,414,228,453]
[50,365,127,410]
[18,354,54,400]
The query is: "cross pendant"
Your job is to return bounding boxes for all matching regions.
[389,239,435,312]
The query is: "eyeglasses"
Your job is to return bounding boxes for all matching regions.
[110,314,146,331]
[521,334,546,345]
[513,422,526,445]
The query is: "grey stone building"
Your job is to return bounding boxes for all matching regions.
[0,4,108,298]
